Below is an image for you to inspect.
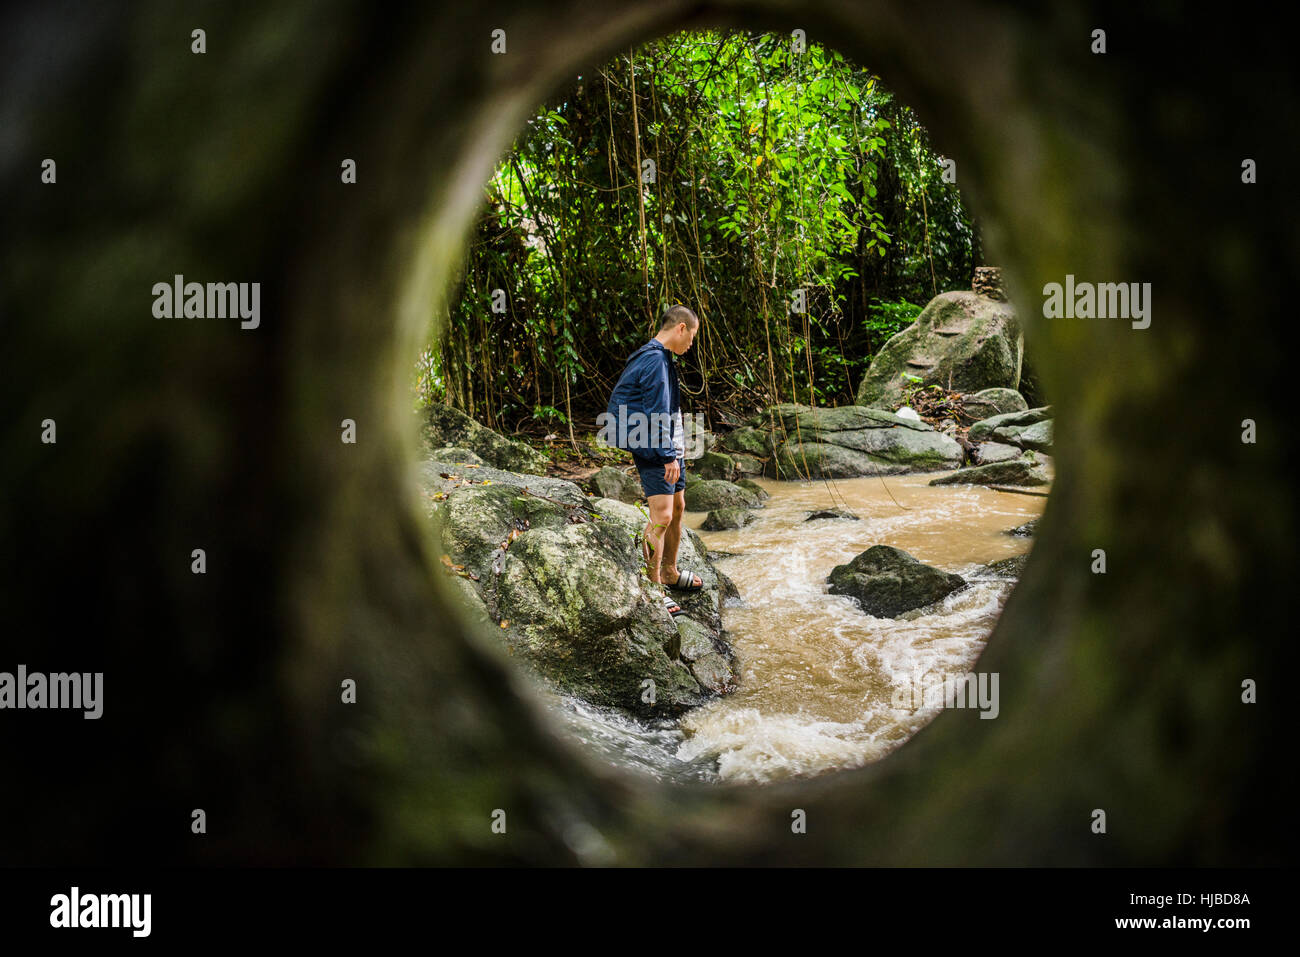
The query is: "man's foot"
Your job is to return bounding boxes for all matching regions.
[662,566,703,590]
[661,592,685,617]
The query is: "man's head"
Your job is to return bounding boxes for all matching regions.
[654,305,699,355]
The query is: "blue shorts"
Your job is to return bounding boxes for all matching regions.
[632,453,686,497]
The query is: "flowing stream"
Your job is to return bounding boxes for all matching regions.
[545,470,1046,785]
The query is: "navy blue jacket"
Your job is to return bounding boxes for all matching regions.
[605,338,680,464]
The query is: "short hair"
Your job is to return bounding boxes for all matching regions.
[658,305,698,331]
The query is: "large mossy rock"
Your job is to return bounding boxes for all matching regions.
[684,479,763,512]
[752,404,962,478]
[856,291,1023,408]
[929,459,1051,487]
[827,545,967,617]
[420,463,737,716]
[420,404,550,475]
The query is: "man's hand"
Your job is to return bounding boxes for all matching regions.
[663,458,680,486]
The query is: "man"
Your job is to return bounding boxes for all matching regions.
[605,305,702,617]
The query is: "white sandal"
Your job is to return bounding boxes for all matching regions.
[664,567,703,591]
[661,592,685,617]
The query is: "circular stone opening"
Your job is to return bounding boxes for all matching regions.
[8,1,1281,868]
[415,28,1049,785]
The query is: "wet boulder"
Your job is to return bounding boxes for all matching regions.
[805,507,860,521]
[685,479,764,512]
[827,545,967,618]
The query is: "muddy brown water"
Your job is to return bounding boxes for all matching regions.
[548,468,1047,785]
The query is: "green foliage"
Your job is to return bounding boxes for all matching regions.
[531,404,568,424]
[431,29,981,427]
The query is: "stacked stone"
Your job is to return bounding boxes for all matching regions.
[973,266,1007,301]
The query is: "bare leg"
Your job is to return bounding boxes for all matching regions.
[659,489,701,588]
[643,493,674,583]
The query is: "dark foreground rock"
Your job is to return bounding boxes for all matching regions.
[827,545,967,617]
